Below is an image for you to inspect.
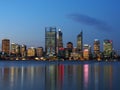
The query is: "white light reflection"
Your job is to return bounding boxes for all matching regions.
[30,66,34,86]
[10,67,15,89]
[21,66,24,88]
[83,64,89,89]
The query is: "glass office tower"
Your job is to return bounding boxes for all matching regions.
[45,27,57,56]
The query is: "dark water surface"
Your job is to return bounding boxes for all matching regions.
[0,60,120,90]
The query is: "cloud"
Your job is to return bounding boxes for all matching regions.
[67,13,112,31]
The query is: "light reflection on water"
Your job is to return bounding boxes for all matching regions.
[0,61,120,90]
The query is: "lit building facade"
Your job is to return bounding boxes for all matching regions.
[27,47,36,57]
[71,47,80,60]
[94,39,100,54]
[2,39,10,54]
[20,44,27,57]
[83,44,91,60]
[103,40,113,57]
[11,43,21,56]
[15,44,21,56]
[45,27,57,56]
[11,43,17,54]
[36,47,43,57]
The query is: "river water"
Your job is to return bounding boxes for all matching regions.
[0,60,120,90]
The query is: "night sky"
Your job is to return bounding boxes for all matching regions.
[0,0,120,50]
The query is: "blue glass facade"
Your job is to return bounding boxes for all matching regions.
[45,27,57,56]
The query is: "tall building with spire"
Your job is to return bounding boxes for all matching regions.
[57,29,65,58]
[57,29,63,48]
[45,27,57,56]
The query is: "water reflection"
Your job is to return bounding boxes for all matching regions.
[0,65,45,90]
[84,64,89,89]
[0,61,120,90]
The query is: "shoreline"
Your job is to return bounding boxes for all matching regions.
[0,59,120,62]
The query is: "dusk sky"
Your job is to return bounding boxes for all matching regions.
[0,0,120,50]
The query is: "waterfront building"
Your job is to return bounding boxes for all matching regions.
[2,39,10,54]
[11,43,17,55]
[45,27,57,56]
[71,47,80,60]
[94,39,100,54]
[65,48,69,59]
[36,47,43,57]
[103,39,113,58]
[83,44,91,60]
[20,44,27,57]
[15,44,21,56]
[11,43,21,57]
[58,47,65,59]
[65,42,73,59]
[27,47,36,57]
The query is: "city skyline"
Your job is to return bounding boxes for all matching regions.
[0,0,120,49]
[0,30,114,52]
[0,30,115,50]
[0,29,117,61]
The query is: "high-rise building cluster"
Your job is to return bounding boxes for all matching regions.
[0,27,118,60]
[44,27,117,61]
[1,39,43,60]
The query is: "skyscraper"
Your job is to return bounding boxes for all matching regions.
[57,29,64,55]
[2,39,10,54]
[57,29,63,48]
[45,27,57,56]
[94,39,100,54]
[103,39,113,57]
[77,31,83,51]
